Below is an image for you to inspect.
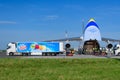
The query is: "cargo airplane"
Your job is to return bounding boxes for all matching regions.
[43,18,120,54]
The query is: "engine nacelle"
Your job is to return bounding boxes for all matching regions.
[107,43,113,49]
[65,43,71,48]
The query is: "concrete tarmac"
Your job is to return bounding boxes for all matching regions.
[0,52,120,59]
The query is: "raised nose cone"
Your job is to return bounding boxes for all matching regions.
[83,18,101,41]
[88,18,95,22]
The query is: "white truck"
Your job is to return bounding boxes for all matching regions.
[6,42,64,56]
[113,44,120,56]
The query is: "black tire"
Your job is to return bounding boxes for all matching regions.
[42,53,44,56]
[118,52,120,56]
[51,53,55,56]
[28,53,31,56]
[47,53,50,56]
[22,53,27,56]
[54,53,57,56]
[9,52,14,56]
[45,53,47,56]
[42,53,46,56]
[25,53,28,56]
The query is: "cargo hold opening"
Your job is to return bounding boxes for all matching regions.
[83,40,100,55]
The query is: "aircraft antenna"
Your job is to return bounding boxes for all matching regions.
[78,19,84,48]
[65,30,68,38]
[65,30,69,43]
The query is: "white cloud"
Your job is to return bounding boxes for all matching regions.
[0,21,17,24]
[44,15,59,20]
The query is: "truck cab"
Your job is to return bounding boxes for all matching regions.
[7,42,16,55]
[7,42,22,56]
[113,44,120,56]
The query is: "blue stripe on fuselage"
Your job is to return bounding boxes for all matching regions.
[84,21,100,32]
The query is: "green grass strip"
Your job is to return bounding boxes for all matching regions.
[0,58,120,80]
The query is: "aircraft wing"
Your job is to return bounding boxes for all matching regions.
[43,37,82,42]
[101,37,120,42]
[43,37,120,42]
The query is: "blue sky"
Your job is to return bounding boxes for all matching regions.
[0,0,120,49]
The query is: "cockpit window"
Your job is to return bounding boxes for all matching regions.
[113,45,119,50]
[7,46,11,49]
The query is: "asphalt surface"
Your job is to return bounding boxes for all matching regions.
[0,52,120,59]
[0,52,21,58]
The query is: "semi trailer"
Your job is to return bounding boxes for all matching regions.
[6,42,64,56]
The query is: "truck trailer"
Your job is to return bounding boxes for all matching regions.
[6,42,64,56]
